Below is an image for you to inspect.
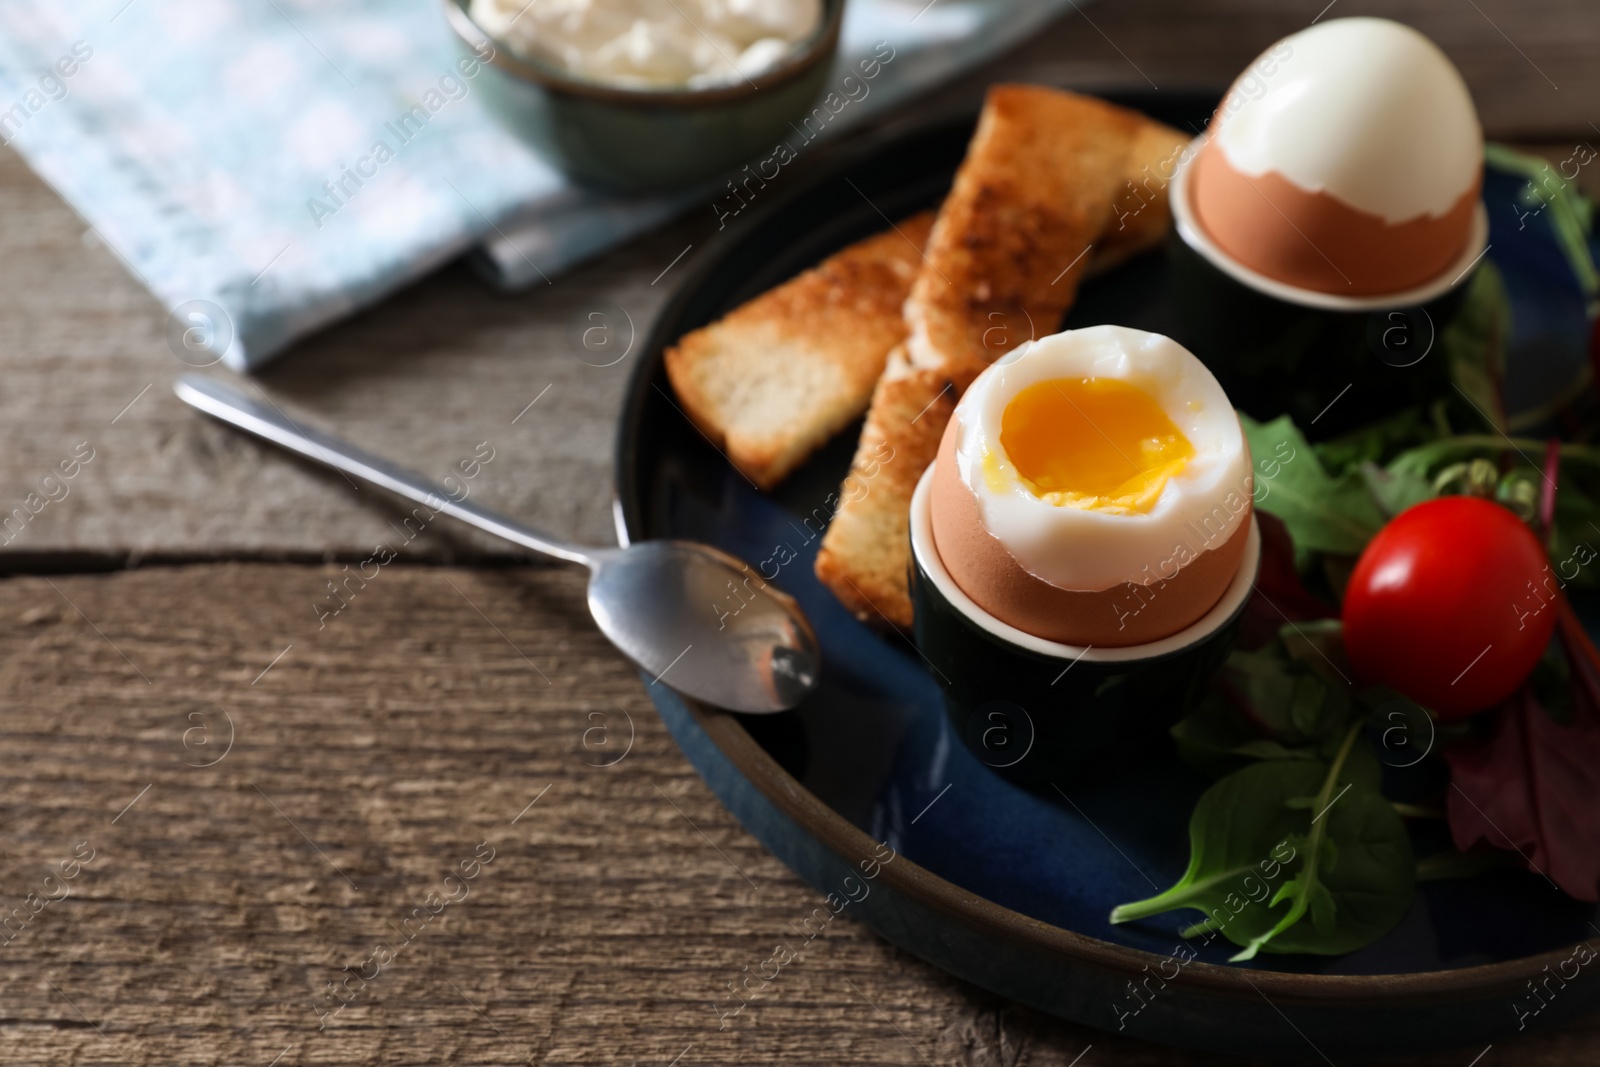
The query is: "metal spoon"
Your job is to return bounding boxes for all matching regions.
[173,375,819,713]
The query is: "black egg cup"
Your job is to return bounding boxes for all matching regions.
[1164,139,1488,441]
[907,469,1261,792]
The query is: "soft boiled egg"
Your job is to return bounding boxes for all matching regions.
[929,325,1253,647]
[1189,17,1483,296]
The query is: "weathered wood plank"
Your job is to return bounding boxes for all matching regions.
[0,147,674,559]
[0,0,1594,565]
[0,564,1593,1065]
[972,0,1597,140]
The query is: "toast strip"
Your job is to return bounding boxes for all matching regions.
[812,347,955,629]
[664,213,935,489]
[903,86,1148,392]
[1091,119,1191,274]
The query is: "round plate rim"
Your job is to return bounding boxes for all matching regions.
[612,92,1589,1009]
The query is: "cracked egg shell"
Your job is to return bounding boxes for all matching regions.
[1190,17,1483,297]
[928,326,1253,648]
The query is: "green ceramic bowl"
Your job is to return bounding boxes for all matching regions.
[443,0,845,193]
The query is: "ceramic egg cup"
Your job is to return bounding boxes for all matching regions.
[908,466,1262,791]
[1166,134,1489,440]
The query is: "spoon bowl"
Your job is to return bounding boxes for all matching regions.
[174,375,820,713]
[588,542,817,713]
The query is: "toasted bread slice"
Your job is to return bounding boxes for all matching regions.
[813,346,955,629]
[661,110,1181,497]
[816,93,1188,628]
[664,213,935,489]
[904,86,1150,392]
[1090,118,1191,274]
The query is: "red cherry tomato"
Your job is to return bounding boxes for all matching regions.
[1342,495,1556,718]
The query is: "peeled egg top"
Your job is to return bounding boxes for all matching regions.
[1191,17,1483,295]
[942,325,1251,594]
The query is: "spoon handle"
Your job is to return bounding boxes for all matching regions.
[173,375,597,568]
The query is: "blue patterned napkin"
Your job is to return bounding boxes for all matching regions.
[0,0,1074,370]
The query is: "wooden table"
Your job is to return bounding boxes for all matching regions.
[3,2,1597,1063]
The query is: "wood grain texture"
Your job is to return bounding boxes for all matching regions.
[0,135,665,559]
[0,0,1594,564]
[0,564,1594,1066]
[937,0,1598,140]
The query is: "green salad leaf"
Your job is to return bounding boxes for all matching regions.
[1108,760,1317,949]
[1387,437,1600,483]
[1358,461,1436,518]
[1167,212,1593,956]
[1170,697,1320,777]
[1111,724,1414,960]
[1313,407,1436,478]
[1173,621,1386,777]
[1372,437,1600,591]
[1241,415,1386,555]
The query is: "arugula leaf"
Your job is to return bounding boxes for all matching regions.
[1387,438,1600,483]
[1109,760,1321,941]
[1237,730,1412,958]
[1171,693,1322,777]
[1241,414,1386,555]
[1175,622,1355,776]
[1112,725,1414,960]
[1279,618,1353,690]
[1373,437,1600,590]
[1359,461,1436,518]
[1313,407,1436,478]
[1224,649,1351,743]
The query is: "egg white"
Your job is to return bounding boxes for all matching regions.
[1213,17,1481,224]
[952,325,1252,592]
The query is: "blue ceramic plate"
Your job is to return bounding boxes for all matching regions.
[615,93,1600,1060]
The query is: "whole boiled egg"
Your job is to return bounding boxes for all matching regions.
[1190,17,1483,296]
[929,326,1253,648]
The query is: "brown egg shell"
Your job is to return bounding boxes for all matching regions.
[1190,138,1481,296]
[928,415,1251,648]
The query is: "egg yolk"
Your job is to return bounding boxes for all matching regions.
[996,377,1194,513]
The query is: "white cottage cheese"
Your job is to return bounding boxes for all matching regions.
[469,0,823,89]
